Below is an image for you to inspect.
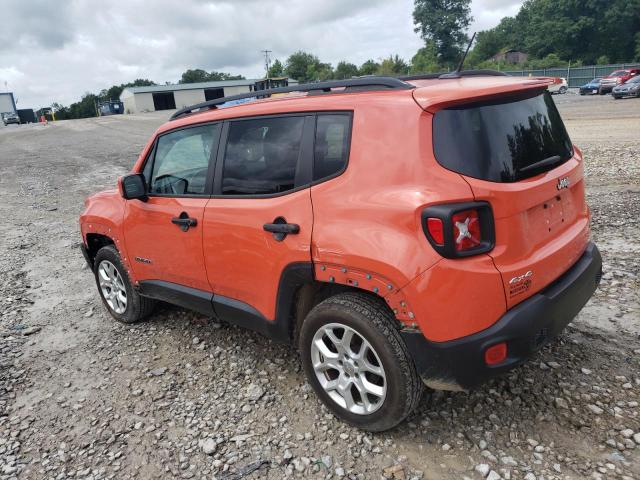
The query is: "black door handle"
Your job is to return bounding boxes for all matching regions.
[263,217,299,241]
[171,212,197,232]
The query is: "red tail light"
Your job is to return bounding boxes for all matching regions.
[421,202,495,259]
[426,218,444,245]
[452,209,481,252]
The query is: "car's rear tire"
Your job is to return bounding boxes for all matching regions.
[299,292,423,431]
[559,86,567,94]
[93,245,155,323]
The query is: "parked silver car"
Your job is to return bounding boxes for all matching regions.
[2,112,20,126]
[612,77,640,99]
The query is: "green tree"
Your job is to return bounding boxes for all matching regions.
[208,71,245,81]
[376,55,409,76]
[67,93,99,119]
[469,0,640,65]
[51,102,70,120]
[358,59,379,76]
[413,0,473,68]
[179,69,210,83]
[285,51,320,82]
[306,62,334,81]
[334,61,359,79]
[268,59,285,78]
[179,69,244,84]
[410,43,440,73]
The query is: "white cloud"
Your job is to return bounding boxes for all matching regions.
[0,0,522,109]
[470,0,523,33]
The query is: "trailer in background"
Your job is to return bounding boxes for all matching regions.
[98,100,124,116]
[17,109,36,124]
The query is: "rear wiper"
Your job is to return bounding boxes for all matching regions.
[519,155,562,173]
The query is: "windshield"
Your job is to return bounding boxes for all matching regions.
[433,91,573,183]
[591,78,601,84]
[626,77,640,84]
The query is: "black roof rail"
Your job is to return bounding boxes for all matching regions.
[399,69,508,81]
[170,77,413,121]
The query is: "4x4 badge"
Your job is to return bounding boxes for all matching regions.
[557,177,570,190]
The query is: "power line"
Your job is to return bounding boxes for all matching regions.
[261,50,272,79]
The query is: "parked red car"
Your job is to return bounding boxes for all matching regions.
[599,68,640,94]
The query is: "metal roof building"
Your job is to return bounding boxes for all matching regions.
[120,79,267,114]
[0,92,17,115]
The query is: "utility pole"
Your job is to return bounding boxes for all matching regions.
[261,50,272,79]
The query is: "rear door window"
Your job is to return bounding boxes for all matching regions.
[433,91,573,182]
[313,114,351,181]
[220,116,305,195]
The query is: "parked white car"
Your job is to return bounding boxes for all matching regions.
[548,77,569,94]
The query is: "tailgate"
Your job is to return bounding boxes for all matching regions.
[465,156,589,308]
[427,87,591,309]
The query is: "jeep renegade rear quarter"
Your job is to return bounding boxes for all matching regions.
[80,74,601,431]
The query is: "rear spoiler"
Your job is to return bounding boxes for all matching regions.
[412,77,557,113]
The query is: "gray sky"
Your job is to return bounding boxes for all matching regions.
[0,0,522,109]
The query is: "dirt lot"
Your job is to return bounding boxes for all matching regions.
[0,92,638,480]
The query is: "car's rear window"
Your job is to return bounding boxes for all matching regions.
[433,91,573,183]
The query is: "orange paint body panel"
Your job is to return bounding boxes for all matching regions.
[464,154,590,308]
[399,256,507,342]
[309,96,475,293]
[123,197,211,291]
[202,190,313,320]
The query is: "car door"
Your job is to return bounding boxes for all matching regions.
[123,123,221,292]
[202,114,314,321]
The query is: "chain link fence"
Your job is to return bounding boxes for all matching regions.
[504,63,640,88]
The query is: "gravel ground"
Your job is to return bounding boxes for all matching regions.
[0,92,638,480]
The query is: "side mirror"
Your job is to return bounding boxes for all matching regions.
[119,173,147,200]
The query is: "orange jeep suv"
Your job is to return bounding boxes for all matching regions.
[80,72,602,431]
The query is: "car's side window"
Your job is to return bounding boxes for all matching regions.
[220,116,305,195]
[147,124,220,195]
[313,114,351,181]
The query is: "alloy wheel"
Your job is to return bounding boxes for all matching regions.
[310,322,387,415]
[97,260,127,314]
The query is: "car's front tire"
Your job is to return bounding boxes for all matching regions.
[299,292,423,431]
[559,86,567,94]
[93,245,155,323]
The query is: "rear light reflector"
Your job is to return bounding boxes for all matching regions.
[421,201,495,259]
[426,218,444,245]
[452,209,481,252]
[485,342,508,365]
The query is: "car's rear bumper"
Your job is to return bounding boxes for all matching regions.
[401,242,602,391]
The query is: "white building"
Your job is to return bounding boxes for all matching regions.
[0,92,17,114]
[120,79,262,114]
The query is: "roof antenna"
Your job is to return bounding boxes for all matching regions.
[440,32,476,79]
